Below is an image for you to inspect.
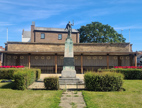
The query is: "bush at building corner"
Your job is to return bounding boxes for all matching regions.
[44,77,59,90]
[84,72,124,91]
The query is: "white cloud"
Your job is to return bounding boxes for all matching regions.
[107,0,142,4]
[0,22,13,26]
[0,0,37,6]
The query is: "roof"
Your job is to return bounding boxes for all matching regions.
[0,46,4,51]
[5,42,131,46]
[22,31,31,38]
[35,27,79,33]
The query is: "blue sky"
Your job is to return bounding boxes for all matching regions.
[0,0,142,51]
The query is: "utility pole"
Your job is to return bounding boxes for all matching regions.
[7,28,8,42]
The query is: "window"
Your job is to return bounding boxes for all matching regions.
[41,33,45,39]
[58,34,62,40]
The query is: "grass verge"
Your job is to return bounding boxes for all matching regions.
[82,80,142,108]
[0,82,62,108]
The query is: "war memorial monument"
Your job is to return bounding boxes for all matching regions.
[59,21,81,85]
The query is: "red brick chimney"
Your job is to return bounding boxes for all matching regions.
[31,22,35,42]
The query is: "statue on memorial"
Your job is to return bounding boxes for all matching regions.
[65,21,74,38]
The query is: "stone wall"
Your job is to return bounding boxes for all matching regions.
[7,42,131,52]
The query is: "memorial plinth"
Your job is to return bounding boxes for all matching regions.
[59,37,80,85]
[61,37,76,78]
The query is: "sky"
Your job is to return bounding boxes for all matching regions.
[0,0,142,51]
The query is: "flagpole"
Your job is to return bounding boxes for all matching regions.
[129,29,130,52]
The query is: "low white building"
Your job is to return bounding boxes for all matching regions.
[22,29,31,42]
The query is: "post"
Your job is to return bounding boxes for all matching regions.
[118,56,121,66]
[4,54,6,66]
[28,54,31,69]
[107,54,109,69]
[129,54,132,66]
[16,55,20,66]
[134,54,137,67]
[81,54,83,74]
[55,54,57,74]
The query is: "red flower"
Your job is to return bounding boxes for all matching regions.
[0,66,24,68]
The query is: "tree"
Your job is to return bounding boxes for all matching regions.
[78,22,126,43]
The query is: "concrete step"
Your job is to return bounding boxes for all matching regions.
[59,77,80,85]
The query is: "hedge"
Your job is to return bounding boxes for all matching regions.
[98,68,142,79]
[0,68,17,79]
[31,68,41,80]
[13,69,36,90]
[84,72,124,91]
[0,68,41,80]
[44,77,59,90]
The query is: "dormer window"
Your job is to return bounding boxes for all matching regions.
[58,34,62,40]
[41,33,45,39]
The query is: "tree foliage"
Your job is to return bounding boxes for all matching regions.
[78,22,126,43]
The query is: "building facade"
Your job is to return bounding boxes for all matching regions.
[1,22,137,73]
[0,46,5,66]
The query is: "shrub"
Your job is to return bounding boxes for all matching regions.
[0,68,18,79]
[98,68,142,79]
[44,77,59,90]
[34,69,41,80]
[13,69,36,90]
[84,72,124,91]
[0,68,41,80]
[14,73,26,90]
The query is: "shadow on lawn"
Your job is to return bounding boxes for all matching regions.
[0,82,15,89]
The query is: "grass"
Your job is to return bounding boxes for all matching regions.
[66,95,71,97]
[74,95,79,97]
[0,82,63,108]
[70,102,77,108]
[74,91,78,94]
[82,80,142,108]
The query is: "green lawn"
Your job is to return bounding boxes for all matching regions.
[0,82,62,108]
[83,80,142,108]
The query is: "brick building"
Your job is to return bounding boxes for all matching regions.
[0,46,5,66]
[0,22,137,73]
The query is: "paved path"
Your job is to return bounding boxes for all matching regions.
[59,90,86,108]
[28,81,46,90]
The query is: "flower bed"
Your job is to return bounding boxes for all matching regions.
[114,66,142,69]
[0,66,24,68]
